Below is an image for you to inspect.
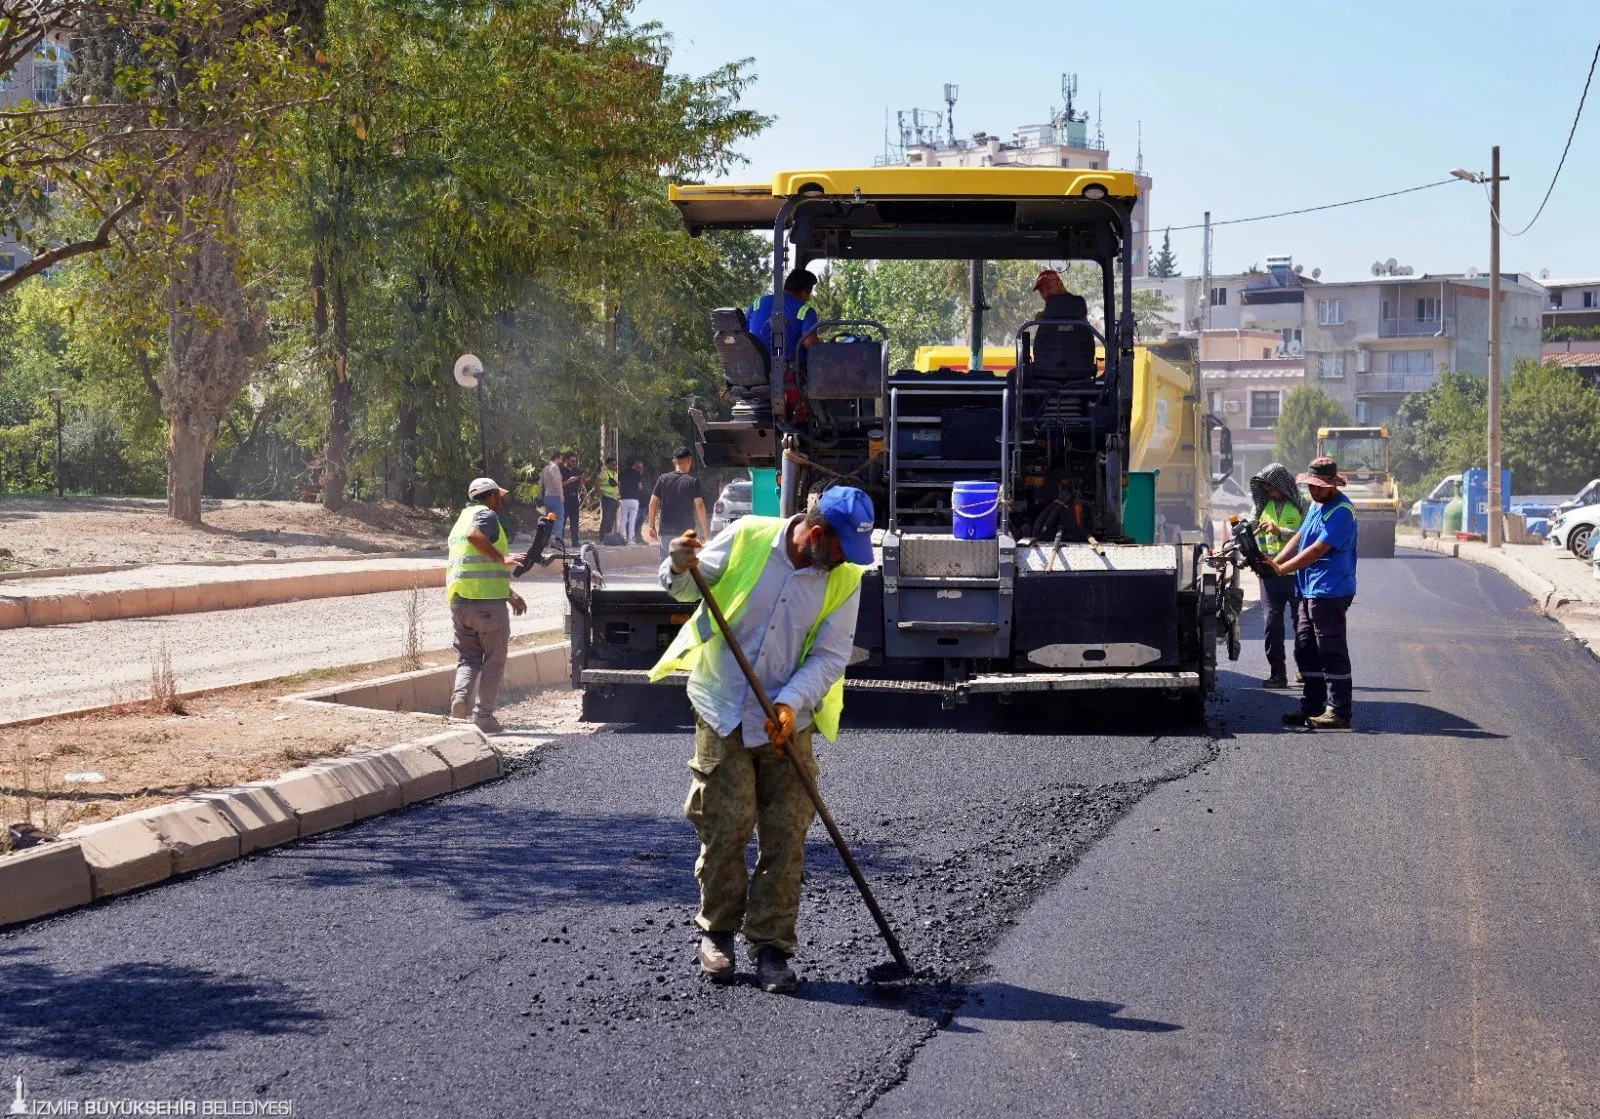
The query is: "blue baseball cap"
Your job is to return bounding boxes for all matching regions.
[817,486,876,565]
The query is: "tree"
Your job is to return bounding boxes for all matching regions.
[1502,358,1600,493]
[1389,371,1485,486]
[813,260,961,371]
[1148,228,1179,278]
[1274,386,1350,471]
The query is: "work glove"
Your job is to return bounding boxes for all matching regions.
[669,530,702,573]
[764,702,795,749]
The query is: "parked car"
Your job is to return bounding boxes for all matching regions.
[1548,502,1600,558]
[709,477,752,536]
[1554,478,1600,519]
[1210,476,1253,520]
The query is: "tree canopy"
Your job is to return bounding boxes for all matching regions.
[1273,386,1350,471]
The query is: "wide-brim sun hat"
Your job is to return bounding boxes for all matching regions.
[1296,457,1348,488]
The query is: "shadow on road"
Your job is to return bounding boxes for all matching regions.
[799,977,1180,1034]
[0,946,321,1071]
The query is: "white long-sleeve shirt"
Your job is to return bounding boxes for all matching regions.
[660,516,860,746]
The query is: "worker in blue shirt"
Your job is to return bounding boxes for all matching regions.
[748,268,820,366]
[1266,456,1358,729]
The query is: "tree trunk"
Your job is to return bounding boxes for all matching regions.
[166,416,213,523]
[397,381,418,507]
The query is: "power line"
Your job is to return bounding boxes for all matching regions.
[1485,39,1599,237]
[1158,179,1460,235]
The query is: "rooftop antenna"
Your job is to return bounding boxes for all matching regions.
[1136,120,1144,175]
[1062,73,1080,123]
[1095,87,1104,149]
[943,83,958,146]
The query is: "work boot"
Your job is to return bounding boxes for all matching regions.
[1281,711,1311,727]
[449,698,469,720]
[1262,674,1289,689]
[1307,709,1352,730]
[754,946,797,995]
[697,933,737,983]
[473,714,504,734]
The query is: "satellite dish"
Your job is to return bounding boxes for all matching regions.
[1311,268,1321,280]
[1371,262,1384,276]
[1398,265,1414,276]
[1465,266,1480,279]
[1385,257,1398,272]
[1539,268,1551,280]
[1293,263,1304,275]
[453,353,483,389]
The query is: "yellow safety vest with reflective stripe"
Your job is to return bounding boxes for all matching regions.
[446,504,510,602]
[1256,499,1303,558]
[648,515,863,741]
[599,470,620,499]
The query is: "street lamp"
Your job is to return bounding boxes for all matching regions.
[453,353,489,476]
[1450,150,1509,547]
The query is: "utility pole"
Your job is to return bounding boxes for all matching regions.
[1487,145,1504,548]
[1200,212,1212,331]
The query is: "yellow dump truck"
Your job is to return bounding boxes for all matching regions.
[913,342,1226,542]
[1317,425,1399,557]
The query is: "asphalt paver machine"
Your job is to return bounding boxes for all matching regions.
[569,167,1236,717]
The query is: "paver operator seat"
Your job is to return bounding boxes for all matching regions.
[711,306,772,421]
[1025,291,1097,382]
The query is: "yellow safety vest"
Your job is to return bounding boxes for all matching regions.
[599,470,620,499]
[649,515,864,741]
[1256,498,1303,558]
[446,504,510,602]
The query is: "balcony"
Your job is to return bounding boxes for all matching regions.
[1379,316,1452,338]
[1355,372,1437,394]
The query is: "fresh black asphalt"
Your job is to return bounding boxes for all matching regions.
[4,549,1598,1117]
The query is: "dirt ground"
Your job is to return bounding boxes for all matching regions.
[0,495,454,569]
[0,630,573,849]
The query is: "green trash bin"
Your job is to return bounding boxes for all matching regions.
[749,467,780,516]
[1122,470,1159,544]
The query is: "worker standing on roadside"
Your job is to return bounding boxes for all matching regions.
[652,487,874,994]
[599,456,621,542]
[561,451,583,546]
[1249,463,1306,689]
[619,458,646,545]
[447,477,527,735]
[1267,457,1358,730]
[646,447,709,563]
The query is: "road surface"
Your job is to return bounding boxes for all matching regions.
[3,551,1597,1117]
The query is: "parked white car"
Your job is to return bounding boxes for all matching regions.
[1554,478,1600,519]
[1548,502,1600,558]
[709,478,753,536]
[1210,476,1253,520]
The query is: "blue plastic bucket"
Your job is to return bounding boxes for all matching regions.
[951,480,1001,539]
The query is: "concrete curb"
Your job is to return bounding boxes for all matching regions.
[0,564,447,631]
[0,726,506,929]
[0,547,448,585]
[282,641,571,715]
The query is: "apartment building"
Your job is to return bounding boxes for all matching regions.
[1300,274,1543,425]
[1541,278,1600,331]
[0,34,71,272]
[1196,328,1307,485]
[1136,255,1314,345]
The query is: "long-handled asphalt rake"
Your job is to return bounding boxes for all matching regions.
[687,562,911,979]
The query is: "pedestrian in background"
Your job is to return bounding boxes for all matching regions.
[647,447,709,562]
[599,456,621,542]
[446,477,527,734]
[619,458,646,544]
[540,451,565,539]
[1268,456,1358,730]
[1249,462,1306,689]
[561,451,583,545]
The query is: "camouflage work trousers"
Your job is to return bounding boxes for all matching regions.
[683,717,818,956]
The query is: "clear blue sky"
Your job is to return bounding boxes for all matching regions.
[636,0,1599,283]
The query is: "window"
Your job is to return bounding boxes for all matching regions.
[1249,390,1281,429]
[1551,290,1563,308]
[1280,327,1302,347]
[1317,352,1345,380]
[1207,390,1222,415]
[1210,287,1228,307]
[1416,297,1440,322]
[1386,350,1433,375]
[1380,298,1392,320]
[1133,248,1141,269]
[1089,161,1100,170]
[1262,347,1272,359]
[1317,299,1345,325]
[1585,291,1599,309]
